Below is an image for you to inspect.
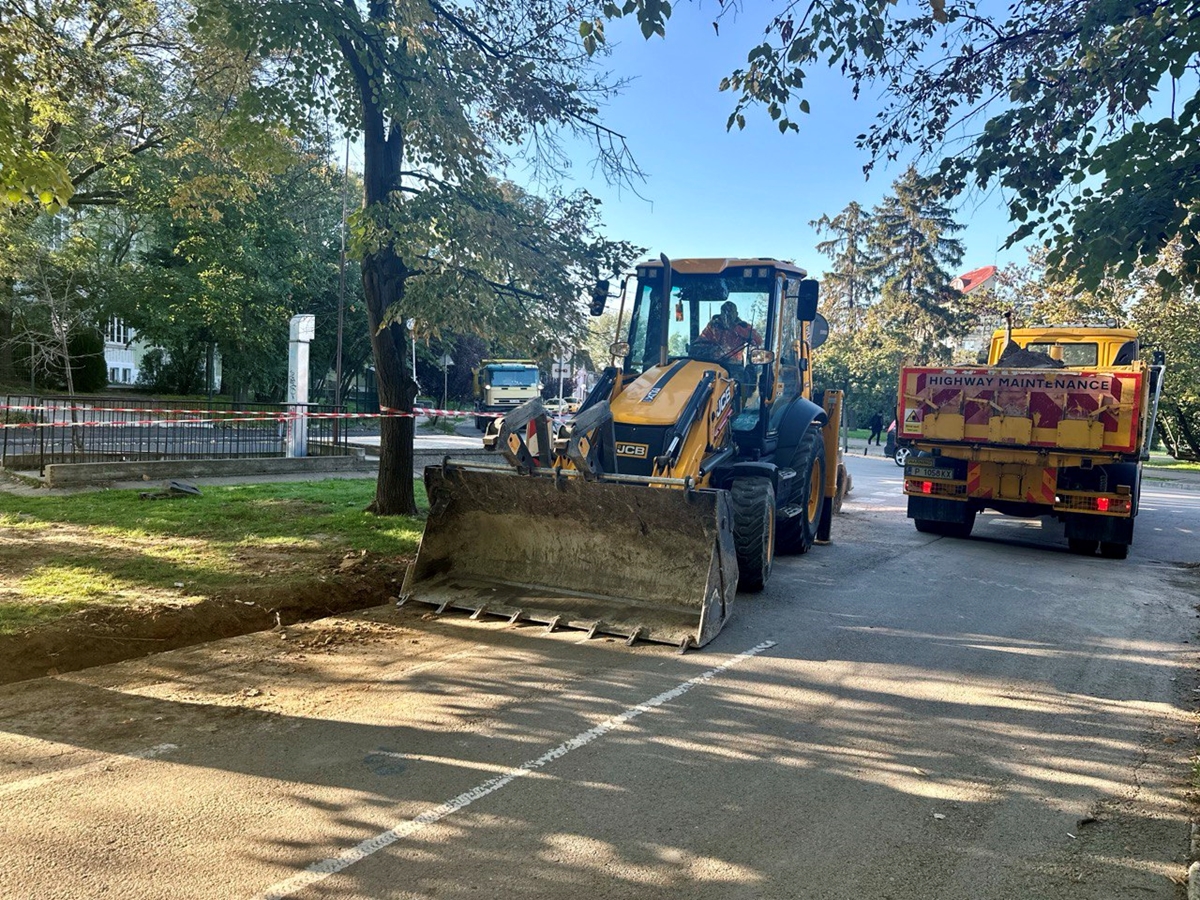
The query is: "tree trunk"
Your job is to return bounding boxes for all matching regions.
[362,247,417,515]
[341,6,418,515]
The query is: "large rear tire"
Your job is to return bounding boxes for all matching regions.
[731,478,775,592]
[1099,541,1129,560]
[1068,538,1098,555]
[941,511,976,539]
[777,424,827,555]
[914,509,975,538]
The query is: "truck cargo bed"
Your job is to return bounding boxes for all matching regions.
[898,366,1145,455]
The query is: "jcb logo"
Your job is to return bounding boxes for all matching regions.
[714,386,733,419]
[615,442,649,458]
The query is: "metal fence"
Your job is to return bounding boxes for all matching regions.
[1,395,352,473]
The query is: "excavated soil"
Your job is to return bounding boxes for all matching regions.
[0,559,409,686]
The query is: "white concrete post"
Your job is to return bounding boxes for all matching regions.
[286,314,316,458]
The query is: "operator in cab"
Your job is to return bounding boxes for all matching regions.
[699,300,763,360]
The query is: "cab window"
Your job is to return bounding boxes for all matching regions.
[1026,342,1098,367]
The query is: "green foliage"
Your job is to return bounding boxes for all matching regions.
[136,347,206,395]
[0,0,199,212]
[1130,243,1200,459]
[811,201,876,333]
[809,167,969,415]
[108,151,355,400]
[377,181,641,357]
[865,167,966,363]
[989,249,1128,329]
[64,329,108,393]
[582,311,623,374]
[8,217,115,392]
[0,0,285,385]
[662,0,1200,293]
[190,0,646,513]
[813,330,905,426]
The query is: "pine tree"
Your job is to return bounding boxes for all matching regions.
[811,201,875,334]
[868,166,965,362]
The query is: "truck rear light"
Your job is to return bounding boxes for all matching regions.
[922,481,933,495]
[1096,497,1110,512]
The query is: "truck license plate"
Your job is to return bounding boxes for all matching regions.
[907,465,956,480]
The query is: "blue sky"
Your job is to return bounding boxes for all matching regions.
[545,6,1033,279]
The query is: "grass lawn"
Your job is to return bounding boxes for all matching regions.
[0,478,425,634]
[1145,451,1200,472]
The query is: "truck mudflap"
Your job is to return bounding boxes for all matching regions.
[400,464,739,650]
[899,367,1145,453]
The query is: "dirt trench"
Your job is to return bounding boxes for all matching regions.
[0,561,408,686]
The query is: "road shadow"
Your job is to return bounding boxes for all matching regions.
[0,602,1194,899]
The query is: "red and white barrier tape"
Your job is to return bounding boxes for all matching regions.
[0,403,561,429]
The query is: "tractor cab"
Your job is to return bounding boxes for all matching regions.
[620,258,820,450]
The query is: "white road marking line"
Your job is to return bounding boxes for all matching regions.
[0,742,178,799]
[368,751,548,779]
[257,640,776,900]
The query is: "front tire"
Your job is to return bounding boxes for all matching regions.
[731,478,775,592]
[777,423,827,554]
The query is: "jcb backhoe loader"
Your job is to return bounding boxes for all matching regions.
[401,256,847,650]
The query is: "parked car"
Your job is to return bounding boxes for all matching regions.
[543,397,579,417]
[884,419,910,466]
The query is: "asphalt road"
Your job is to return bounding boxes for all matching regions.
[1,456,1198,899]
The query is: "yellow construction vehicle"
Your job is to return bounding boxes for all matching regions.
[402,255,846,649]
[897,322,1166,558]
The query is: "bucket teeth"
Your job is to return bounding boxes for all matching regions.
[507,610,523,626]
[469,606,488,620]
[626,627,645,647]
[545,616,562,633]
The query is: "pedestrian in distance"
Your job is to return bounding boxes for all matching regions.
[868,411,883,446]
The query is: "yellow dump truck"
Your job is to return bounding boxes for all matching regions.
[897,325,1165,558]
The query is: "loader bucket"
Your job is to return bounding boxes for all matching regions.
[401,465,738,649]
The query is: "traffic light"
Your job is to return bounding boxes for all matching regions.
[589,279,609,316]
